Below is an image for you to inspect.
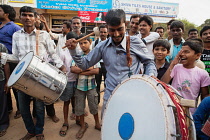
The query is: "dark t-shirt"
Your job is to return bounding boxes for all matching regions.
[157,60,170,80]
[200,49,210,75]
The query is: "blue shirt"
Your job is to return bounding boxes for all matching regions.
[70,35,157,101]
[193,97,210,140]
[0,21,21,54]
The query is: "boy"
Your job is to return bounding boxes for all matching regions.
[0,44,10,137]
[161,39,210,114]
[71,34,101,139]
[153,39,170,79]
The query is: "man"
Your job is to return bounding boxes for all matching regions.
[126,14,141,36]
[41,16,71,56]
[166,19,176,41]
[166,20,185,62]
[187,28,199,40]
[155,26,164,39]
[0,6,65,140]
[139,15,160,55]
[66,9,157,117]
[200,26,210,75]
[92,24,108,103]
[0,4,21,119]
[32,14,60,123]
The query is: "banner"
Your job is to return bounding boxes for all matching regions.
[9,0,34,3]
[113,0,179,18]
[78,11,107,23]
[37,0,111,12]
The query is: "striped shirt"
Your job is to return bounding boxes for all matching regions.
[1,28,63,68]
[71,55,100,91]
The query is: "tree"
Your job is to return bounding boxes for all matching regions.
[199,19,210,30]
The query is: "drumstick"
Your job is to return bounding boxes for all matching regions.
[62,27,99,49]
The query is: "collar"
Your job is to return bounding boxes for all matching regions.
[99,38,107,42]
[106,34,126,51]
[21,28,36,34]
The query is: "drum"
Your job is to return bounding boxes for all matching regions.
[102,74,196,140]
[7,52,67,105]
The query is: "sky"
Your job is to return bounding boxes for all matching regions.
[154,0,210,26]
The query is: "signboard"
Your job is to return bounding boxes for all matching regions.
[37,0,111,12]
[113,0,179,18]
[9,0,33,3]
[78,11,107,23]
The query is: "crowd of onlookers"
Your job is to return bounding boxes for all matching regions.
[0,4,209,140]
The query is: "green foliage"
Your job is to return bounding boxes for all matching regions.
[199,19,210,30]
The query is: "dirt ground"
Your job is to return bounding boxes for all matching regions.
[2,90,104,140]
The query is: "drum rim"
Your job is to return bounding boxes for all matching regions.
[8,51,34,87]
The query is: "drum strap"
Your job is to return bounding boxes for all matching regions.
[36,30,40,56]
[157,80,189,140]
[126,36,133,77]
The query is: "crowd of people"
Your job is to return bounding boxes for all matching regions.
[0,4,210,140]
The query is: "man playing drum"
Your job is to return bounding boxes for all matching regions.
[66,9,157,117]
[0,6,65,140]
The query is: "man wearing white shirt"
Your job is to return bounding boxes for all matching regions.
[92,25,108,103]
[0,6,65,140]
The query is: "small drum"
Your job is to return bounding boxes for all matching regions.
[8,52,67,104]
[102,74,196,140]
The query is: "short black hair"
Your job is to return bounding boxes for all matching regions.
[182,38,203,54]
[20,6,37,17]
[167,19,176,27]
[153,39,171,51]
[63,21,71,30]
[155,26,164,32]
[200,26,210,37]
[105,9,126,26]
[139,15,153,31]
[66,31,78,40]
[78,33,91,42]
[0,4,16,21]
[188,28,198,35]
[170,20,184,31]
[130,14,141,21]
[99,24,107,30]
[71,16,82,24]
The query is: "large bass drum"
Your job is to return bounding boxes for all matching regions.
[7,52,67,105]
[102,74,196,140]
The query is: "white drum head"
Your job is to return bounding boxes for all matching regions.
[102,75,176,140]
[8,52,34,86]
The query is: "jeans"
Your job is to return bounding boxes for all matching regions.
[0,80,9,131]
[18,91,45,135]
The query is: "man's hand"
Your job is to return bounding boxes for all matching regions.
[59,65,67,74]
[65,38,78,50]
[40,15,47,24]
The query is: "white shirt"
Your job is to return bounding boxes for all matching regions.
[1,28,63,68]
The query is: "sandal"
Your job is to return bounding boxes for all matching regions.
[76,123,88,139]
[19,133,35,140]
[59,123,69,137]
[0,129,7,137]
[14,111,21,119]
[36,134,45,140]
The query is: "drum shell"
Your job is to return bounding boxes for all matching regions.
[11,55,67,104]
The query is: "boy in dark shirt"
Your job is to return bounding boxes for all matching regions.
[153,39,170,79]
